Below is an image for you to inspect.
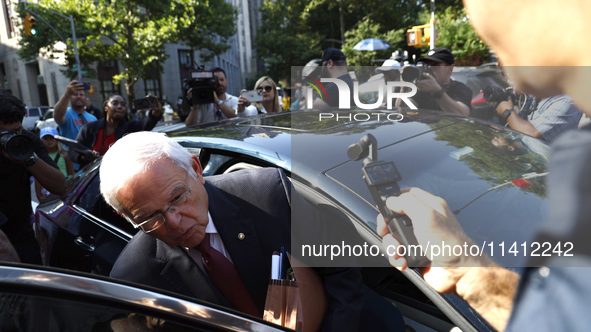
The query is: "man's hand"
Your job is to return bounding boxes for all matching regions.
[415,73,442,93]
[377,187,519,331]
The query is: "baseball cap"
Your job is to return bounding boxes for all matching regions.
[40,126,58,138]
[376,59,401,73]
[321,48,346,63]
[417,47,455,64]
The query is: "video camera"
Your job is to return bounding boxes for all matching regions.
[401,63,433,83]
[0,129,34,161]
[183,70,219,105]
[483,86,518,105]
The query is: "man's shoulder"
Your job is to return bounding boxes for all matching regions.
[206,168,290,202]
[207,168,287,189]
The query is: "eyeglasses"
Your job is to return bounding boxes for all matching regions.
[256,86,273,93]
[128,182,192,233]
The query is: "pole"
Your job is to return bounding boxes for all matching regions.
[70,15,82,82]
[430,0,436,50]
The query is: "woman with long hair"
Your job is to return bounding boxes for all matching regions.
[237,76,281,116]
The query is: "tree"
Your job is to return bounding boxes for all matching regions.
[254,0,323,83]
[411,8,489,65]
[17,0,235,103]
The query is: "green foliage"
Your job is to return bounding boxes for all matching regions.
[435,8,489,65]
[256,0,424,82]
[414,8,489,65]
[341,17,405,67]
[254,0,324,83]
[17,0,235,102]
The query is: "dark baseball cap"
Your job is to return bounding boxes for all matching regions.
[321,48,346,63]
[418,47,455,64]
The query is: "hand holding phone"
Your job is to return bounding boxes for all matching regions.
[242,89,264,102]
[133,96,159,110]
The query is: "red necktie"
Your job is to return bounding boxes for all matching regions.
[196,233,261,317]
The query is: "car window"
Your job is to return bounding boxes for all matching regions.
[0,293,219,331]
[75,172,137,236]
[28,108,41,117]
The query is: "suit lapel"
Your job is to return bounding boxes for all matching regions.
[205,181,270,312]
[151,233,231,308]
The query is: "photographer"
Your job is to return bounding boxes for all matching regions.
[71,94,162,167]
[496,93,582,143]
[401,48,471,116]
[0,92,65,264]
[185,67,239,126]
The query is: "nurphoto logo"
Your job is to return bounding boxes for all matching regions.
[304,77,418,110]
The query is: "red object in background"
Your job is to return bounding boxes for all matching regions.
[512,178,533,188]
[471,92,486,104]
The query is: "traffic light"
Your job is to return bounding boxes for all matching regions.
[23,13,36,36]
[406,21,437,48]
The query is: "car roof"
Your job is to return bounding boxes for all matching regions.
[168,110,549,267]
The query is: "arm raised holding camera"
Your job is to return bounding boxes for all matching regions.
[377,188,519,331]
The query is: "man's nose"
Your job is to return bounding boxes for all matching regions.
[163,208,183,228]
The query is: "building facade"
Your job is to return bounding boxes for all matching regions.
[0,0,253,111]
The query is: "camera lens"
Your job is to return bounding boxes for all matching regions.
[0,133,34,161]
[401,66,421,83]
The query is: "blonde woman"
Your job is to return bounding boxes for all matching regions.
[237,76,281,116]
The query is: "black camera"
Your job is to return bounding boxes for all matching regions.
[183,71,219,105]
[401,63,433,83]
[133,96,159,110]
[0,129,34,161]
[483,86,517,104]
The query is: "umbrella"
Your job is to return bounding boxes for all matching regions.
[353,38,391,51]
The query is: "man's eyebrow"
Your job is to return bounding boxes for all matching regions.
[132,184,187,221]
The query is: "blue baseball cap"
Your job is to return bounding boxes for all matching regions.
[40,126,58,138]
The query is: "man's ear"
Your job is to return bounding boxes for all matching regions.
[191,155,206,184]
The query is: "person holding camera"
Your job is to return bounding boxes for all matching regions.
[496,94,582,143]
[237,76,282,115]
[0,92,66,264]
[71,94,162,167]
[379,0,591,331]
[185,68,239,126]
[313,48,354,109]
[54,81,98,141]
[403,48,471,116]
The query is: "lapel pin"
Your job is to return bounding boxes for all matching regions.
[238,233,245,240]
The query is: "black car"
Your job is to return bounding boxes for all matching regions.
[0,262,287,331]
[35,110,550,332]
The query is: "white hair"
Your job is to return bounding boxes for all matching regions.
[99,131,193,213]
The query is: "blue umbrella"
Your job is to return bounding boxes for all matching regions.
[353,38,391,51]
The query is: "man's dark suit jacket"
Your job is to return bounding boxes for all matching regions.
[110,167,364,331]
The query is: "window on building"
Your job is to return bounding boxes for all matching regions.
[97,60,121,100]
[143,61,161,98]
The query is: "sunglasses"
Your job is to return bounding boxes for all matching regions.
[256,86,274,93]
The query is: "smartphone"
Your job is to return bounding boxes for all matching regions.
[82,82,91,90]
[242,89,264,102]
[133,96,158,110]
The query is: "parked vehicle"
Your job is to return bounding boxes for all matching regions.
[0,263,286,331]
[35,110,550,332]
[23,106,50,131]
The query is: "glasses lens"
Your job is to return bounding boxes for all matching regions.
[264,86,273,92]
[140,214,165,233]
